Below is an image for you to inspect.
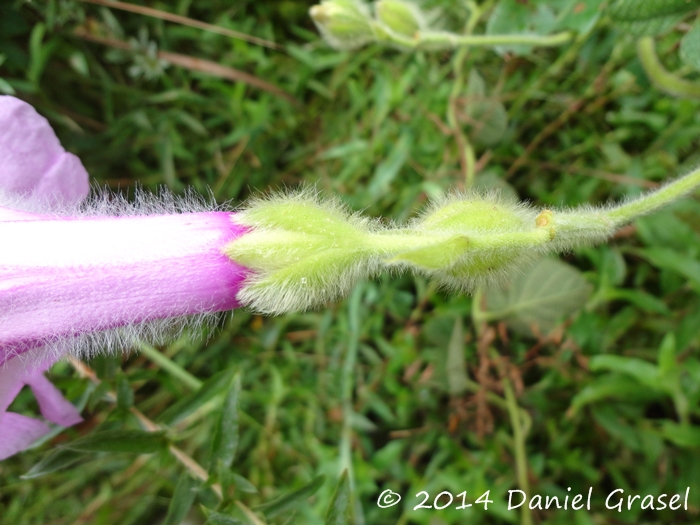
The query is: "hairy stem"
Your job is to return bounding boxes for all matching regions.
[503,377,533,525]
[417,30,573,49]
[605,165,700,226]
[637,37,700,99]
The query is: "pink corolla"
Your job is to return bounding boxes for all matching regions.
[0,96,250,459]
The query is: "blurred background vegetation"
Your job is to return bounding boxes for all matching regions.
[2,0,700,523]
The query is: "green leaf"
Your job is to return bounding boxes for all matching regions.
[680,20,700,70]
[615,15,684,36]
[232,473,258,494]
[324,469,354,525]
[59,429,168,454]
[204,510,245,525]
[367,132,411,196]
[466,66,486,99]
[589,355,661,390]
[591,405,642,451]
[486,1,557,55]
[485,0,599,55]
[555,0,602,34]
[607,0,697,36]
[658,333,677,376]
[484,258,592,335]
[255,475,325,519]
[88,380,113,412]
[660,421,700,448]
[158,368,234,425]
[21,448,88,479]
[608,0,698,21]
[319,139,369,160]
[116,373,133,411]
[606,289,671,315]
[634,247,700,290]
[210,372,242,475]
[569,375,664,413]
[0,77,15,95]
[465,70,508,147]
[324,470,354,525]
[446,317,468,396]
[162,473,198,525]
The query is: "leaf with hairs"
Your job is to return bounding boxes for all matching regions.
[484,258,592,335]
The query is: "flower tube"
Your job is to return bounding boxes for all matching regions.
[0,96,248,459]
[1,209,250,359]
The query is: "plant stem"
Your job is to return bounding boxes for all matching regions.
[138,342,203,390]
[339,287,364,523]
[605,165,700,226]
[417,30,573,49]
[446,47,477,188]
[637,37,700,99]
[503,377,533,525]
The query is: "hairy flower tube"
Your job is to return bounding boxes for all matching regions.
[0,96,250,459]
[1,95,89,460]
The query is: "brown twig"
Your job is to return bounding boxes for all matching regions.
[73,28,298,104]
[78,0,281,50]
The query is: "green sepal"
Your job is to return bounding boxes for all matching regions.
[309,0,376,50]
[375,0,423,38]
[416,197,532,233]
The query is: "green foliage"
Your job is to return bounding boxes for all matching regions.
[209,372,242,483]
[324,470,354,524]
[59,429,169,454]
[483,258,592,335]
[254,475,326,519]
[680,20,700,71]
[162,473,199,525]
[486,0,600,54]
[463,69,508,147]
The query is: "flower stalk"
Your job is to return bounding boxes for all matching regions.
[637,36,700,99]
[226,166,700,315]
[309,0,573,51]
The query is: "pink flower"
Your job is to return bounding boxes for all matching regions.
[0,96,249,460]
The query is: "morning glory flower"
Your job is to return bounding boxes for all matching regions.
[0,96,249,459]
[1,95,89,460]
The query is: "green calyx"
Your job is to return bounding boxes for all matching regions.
[309,0,377,50]
[375,0,424,39]
[225,166,700,315]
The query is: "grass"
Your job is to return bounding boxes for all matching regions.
[2,0,700,524]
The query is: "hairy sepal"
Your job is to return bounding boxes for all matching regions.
[228,189,561,313]
[227,190,382,315]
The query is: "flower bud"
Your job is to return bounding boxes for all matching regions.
[417,197,531,233]
[375,0,424,38]
[404,194,546,291]
[309,0,376,50]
